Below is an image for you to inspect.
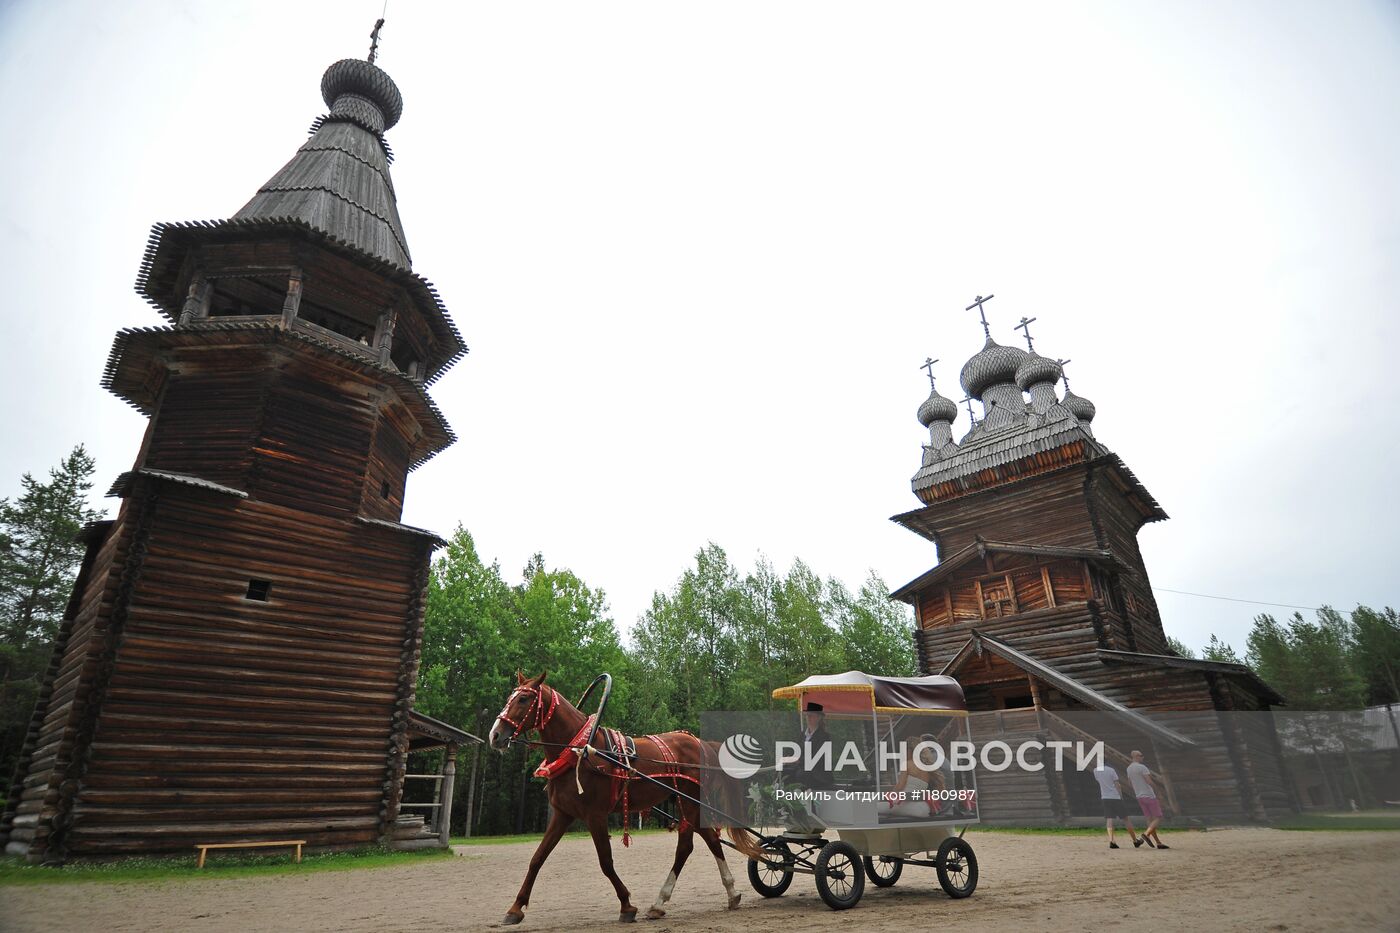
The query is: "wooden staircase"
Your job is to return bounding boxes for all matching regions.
[389,814,442,851]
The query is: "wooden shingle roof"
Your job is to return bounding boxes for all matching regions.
[941,632,1194,747]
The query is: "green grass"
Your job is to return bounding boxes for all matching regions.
[450,827,668,847]
[1274,810,1400,831]
[969,825,1104,836]
[0,845,453,886]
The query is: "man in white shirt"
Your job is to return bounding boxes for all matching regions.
[1126,750,1171,849]
[1092,763,1142,849]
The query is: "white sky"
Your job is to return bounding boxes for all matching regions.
[1,1,1397,655]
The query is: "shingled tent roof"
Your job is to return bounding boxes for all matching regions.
[235,59,411,269]
[235,120,410,269]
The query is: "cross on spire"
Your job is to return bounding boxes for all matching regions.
[1057,359,1073,392]
[368,17,386,64]
[960,396,979,424]
[965,294,995,340]
[1015,316,1038,352]
[920,357,940,389]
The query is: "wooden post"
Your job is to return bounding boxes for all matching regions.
[439,743,458,847]
[281,266,303,327]
[1028,675,1044,729]
[373,310,396,365]
[1041,566,1056,608]
[179,273,210,324]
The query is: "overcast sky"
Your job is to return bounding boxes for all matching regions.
[1,1,1397,655]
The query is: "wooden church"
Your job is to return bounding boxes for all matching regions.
[0,52,475,863]
[892,301,1296,823]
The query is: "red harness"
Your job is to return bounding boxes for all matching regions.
[496,683,559,742]
[533,714,598,780]
[502,684,706,847]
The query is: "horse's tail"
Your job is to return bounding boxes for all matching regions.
[725,825,766,861]
[702,740,767,861]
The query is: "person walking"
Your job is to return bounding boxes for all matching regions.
[1126,750,1171,849]
[1092,762,1142,849]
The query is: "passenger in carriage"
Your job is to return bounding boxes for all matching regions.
[886,733,948,819]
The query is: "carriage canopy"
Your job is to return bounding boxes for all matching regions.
[772,671,968,717]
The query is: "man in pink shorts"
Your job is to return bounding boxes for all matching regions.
[1126,750,1170,849]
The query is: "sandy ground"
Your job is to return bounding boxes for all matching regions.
[3,828,1398,933]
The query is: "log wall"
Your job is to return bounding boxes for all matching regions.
[2,481,433,860]
[1,498,147,862]
[908,458,1173,667]
[138,346,423,526]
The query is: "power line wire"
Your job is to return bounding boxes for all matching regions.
[1155,587,1328,613]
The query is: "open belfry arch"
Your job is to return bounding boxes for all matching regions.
[891,298,1295,823]
[0,45,476,862]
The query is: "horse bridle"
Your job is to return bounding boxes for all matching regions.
[496,683,559,742]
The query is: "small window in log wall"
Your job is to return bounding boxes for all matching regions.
[245,579,272,602]
[380,480,392,498]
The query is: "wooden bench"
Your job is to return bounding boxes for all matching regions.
[195,839,307,868]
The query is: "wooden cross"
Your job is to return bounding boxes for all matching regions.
[960,396,979,424]
[1057,359,1073,391]
[921,357,939,389]
[965,294,995,340]
[368,17,386,64]
[1015,316,1038,352]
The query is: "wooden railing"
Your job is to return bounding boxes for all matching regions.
[400,773,447,839]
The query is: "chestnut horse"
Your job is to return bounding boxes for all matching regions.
[488,672,764,925]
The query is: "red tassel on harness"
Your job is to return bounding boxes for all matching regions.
[621,772,631,847]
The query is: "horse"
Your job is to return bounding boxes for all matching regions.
[487,671,765,925]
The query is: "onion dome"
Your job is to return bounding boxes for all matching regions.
[1015,353,1061,390]
[917,388,958,427]
[1062,390,1097,423]
[960,338,1029,398]
[321,58,403,133]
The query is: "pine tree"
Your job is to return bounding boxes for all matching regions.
[0,445,104,784]
[1201,634,1241,663]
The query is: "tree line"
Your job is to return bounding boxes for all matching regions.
[1169,606,1400,714]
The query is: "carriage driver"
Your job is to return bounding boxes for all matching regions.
[795,702,837,790]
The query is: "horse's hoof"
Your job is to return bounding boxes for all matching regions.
[502,913,524,926]
[619,910,637,923]
[728,893,742,910]
[645,908,666,920]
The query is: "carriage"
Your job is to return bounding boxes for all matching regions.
[491,669,980,924]
[742,671,981,910]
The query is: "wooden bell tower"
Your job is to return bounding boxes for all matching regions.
[1,54,465,862]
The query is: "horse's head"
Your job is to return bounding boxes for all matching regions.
[488,670,549,751]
